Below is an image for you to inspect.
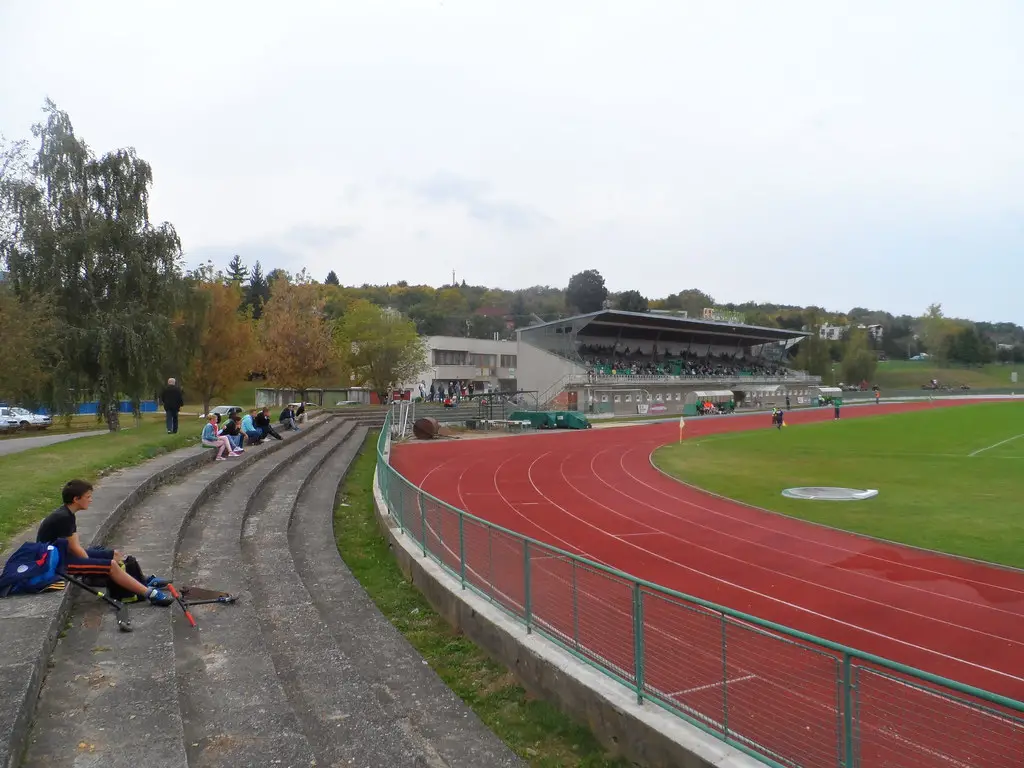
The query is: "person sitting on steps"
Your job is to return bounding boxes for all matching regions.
[36,480,174,606]
[279,404,300,431]
[254,407,283,441]
[240,409,264,445]
[219,409,245,452]
[202,414,240,460]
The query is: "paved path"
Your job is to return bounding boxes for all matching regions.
[0,429,107,457]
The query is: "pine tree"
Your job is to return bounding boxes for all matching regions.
[226,254,248,284]
[245,261,271,319]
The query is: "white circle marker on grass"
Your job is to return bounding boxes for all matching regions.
[781,487,879,501]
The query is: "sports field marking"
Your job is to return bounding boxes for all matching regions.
[417,494,1011,768]
[627,445,1024,599]
[393,412,1024,765]
[671,674,757,697]
[525,452,1024,687]
[411,489,1016,768]
[562,448,1024,639]
[683,437,1024,461]
[968,433,1024,457]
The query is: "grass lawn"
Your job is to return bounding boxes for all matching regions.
[652,402,1024,568]
[0,416,196,550]
[871,360,1020,390]
[335,433,630,768]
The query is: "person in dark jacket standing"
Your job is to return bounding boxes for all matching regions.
[160,378,184,434]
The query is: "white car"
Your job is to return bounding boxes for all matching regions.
[0,406,51,430]
[202,405,243,419]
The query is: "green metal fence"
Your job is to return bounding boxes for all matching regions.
[374,415,1024,767]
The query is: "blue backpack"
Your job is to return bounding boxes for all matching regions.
[0,541,63,597]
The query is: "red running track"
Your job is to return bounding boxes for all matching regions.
[390,400,1024,768]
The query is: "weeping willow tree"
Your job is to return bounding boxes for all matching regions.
[0,100,184,431]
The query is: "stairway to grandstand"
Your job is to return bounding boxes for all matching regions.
[8,412,521,768]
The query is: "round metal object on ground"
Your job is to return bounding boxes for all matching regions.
[413,417,441,440]
[781,487,879,501]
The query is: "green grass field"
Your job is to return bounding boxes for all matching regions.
[653,402,1024,568]
[871,360,1020,390]
[0,417,195,550]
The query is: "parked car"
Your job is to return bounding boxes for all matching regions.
[201,405,243,420]
[9,407,52,429]
[0,406,51,430]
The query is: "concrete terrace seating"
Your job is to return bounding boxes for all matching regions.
[2,412,520,768]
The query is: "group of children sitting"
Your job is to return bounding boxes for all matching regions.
[200,404,305,460]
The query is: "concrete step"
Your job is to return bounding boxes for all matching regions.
[0,439,243,768]
[18,416,525,767]
[290,430,524,767]
[19,416,339,768]
[169,420,354,766]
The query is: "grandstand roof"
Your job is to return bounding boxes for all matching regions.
[523,310,807,346]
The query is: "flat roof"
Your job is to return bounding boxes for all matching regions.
[522,310,807,346]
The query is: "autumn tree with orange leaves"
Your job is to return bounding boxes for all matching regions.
[259,276,337,400]
[187,279,256,416]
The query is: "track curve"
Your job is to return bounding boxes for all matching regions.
[391,400,1024,704]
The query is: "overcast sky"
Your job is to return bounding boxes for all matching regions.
[1,1,1022,323]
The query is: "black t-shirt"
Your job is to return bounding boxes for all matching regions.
[37,506,77,543]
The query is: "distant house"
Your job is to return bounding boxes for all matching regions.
[819,324,846,341]
[861,324,884,341]
[818,323,884,342]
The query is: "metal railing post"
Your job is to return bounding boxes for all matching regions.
[396,477,404,532]
[486,526,494,601]
[524,540,532,633]
[632,582,645,705]
[842,653,855,768]
[418,494,427,556]
[571,559,580,649]
[721,613,729,736]
[458,515,466,589]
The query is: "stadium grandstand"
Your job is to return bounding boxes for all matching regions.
[515,310,822,416]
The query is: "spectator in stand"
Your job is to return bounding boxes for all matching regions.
[219,410,244,452]
[279,404,301,431]
[202,414,239,460]
[160,377,184,434]
[240,409,263,445]
[255,407,283,441]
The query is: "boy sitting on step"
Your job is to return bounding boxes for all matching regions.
[35,479,174,606]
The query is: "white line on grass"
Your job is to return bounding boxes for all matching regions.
[969,434,1024,457]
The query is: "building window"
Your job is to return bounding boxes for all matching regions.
[433,349,467,366]
[468,353,497,367]
[500,354,517,368]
